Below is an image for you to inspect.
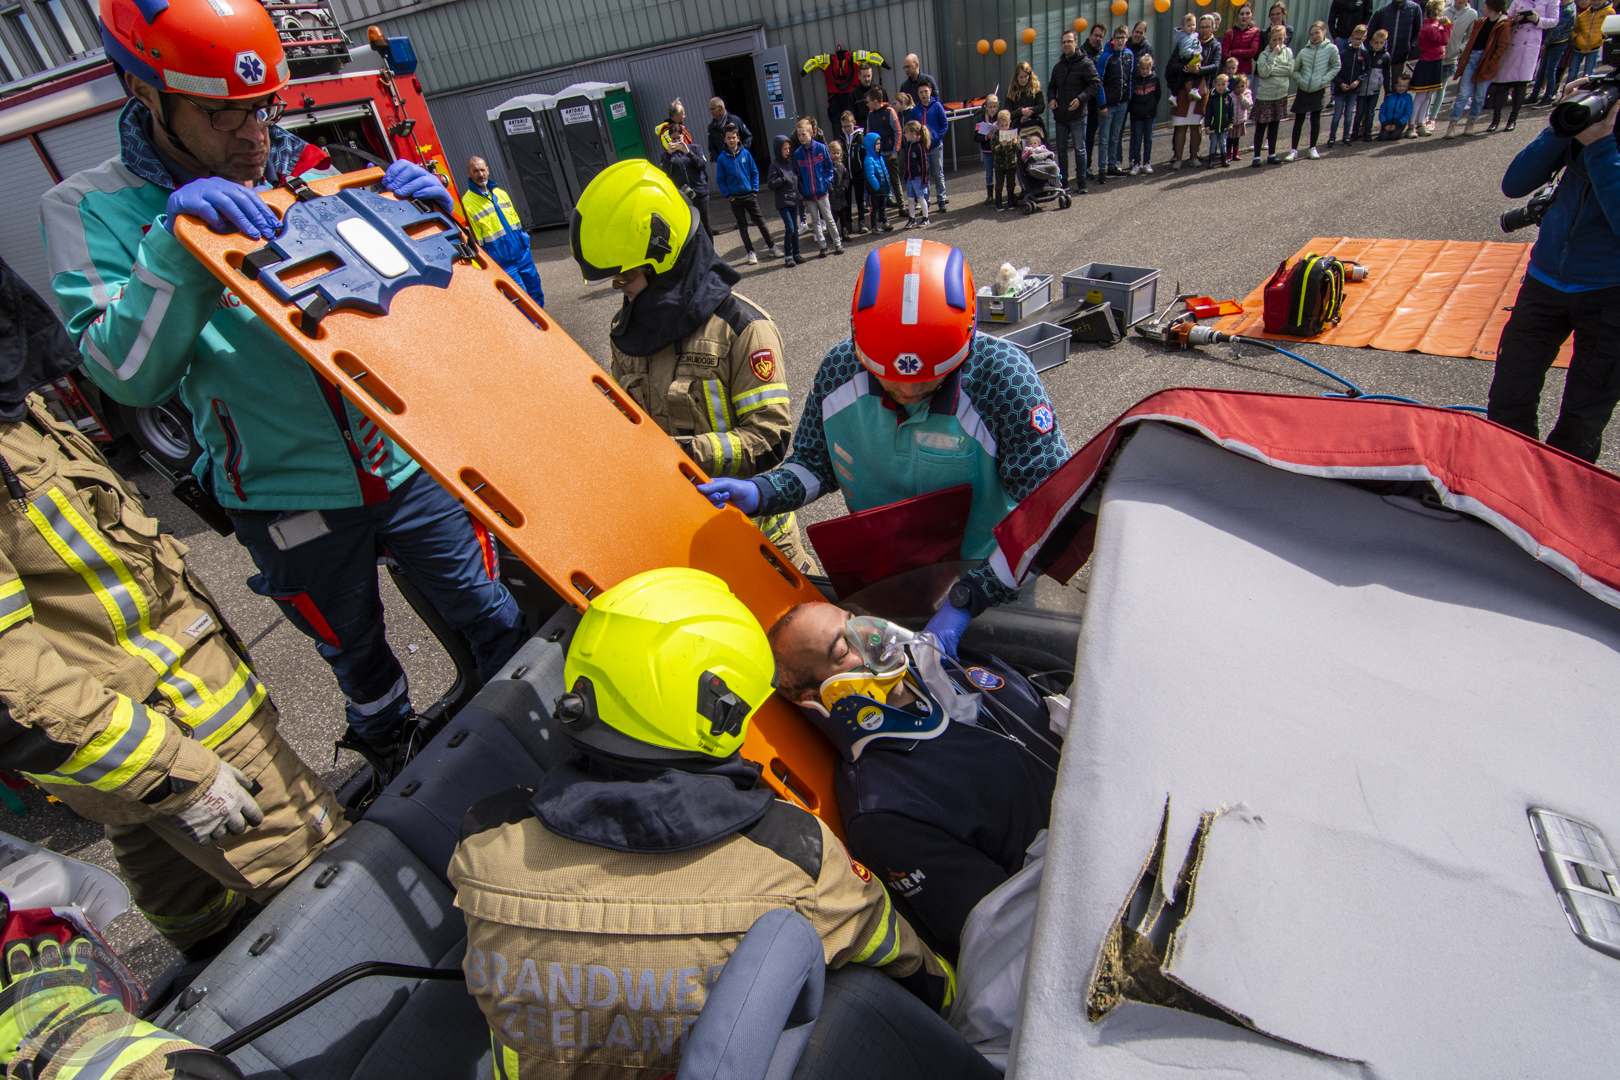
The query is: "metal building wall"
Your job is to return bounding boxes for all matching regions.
[424,27,765,198]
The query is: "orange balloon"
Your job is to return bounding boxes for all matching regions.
[977,38,990,54]
[1154,0,1171,10]
[1112,0,1128,13]
[993,37,1008,54]
[1021,26,1038,43]
[1074,17,1089,32]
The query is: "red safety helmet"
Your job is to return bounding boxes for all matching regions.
[850,239,977,382]
[100,0,289,100]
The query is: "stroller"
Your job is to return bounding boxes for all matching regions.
[1017,127,1072,214]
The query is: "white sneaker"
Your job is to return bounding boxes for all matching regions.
[768,245,784,257]
[1129,164,1141,175]
[1143,163,1154,174]
[1306,146,1320,159]
[745,251,758,264]
[1284,148,1299,162]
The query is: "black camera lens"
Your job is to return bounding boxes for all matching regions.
[1550,84,1620,138]
[1501,205,1535,232]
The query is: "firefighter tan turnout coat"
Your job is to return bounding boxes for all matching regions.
[449,784,953,1078]
[0,400,341,948]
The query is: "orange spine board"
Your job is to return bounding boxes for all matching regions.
[174,169,841,831]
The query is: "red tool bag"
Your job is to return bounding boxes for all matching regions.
[1261,259,1292,334]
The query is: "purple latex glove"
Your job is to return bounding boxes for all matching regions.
[383,159,454,216]
[696,478,762,514]
[923,601,972,660]
[165,177,279,239]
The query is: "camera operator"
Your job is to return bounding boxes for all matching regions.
[1488,76,1620,463]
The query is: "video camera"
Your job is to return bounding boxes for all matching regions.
[1549,14,1620,138]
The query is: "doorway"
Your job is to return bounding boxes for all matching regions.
[707,54,767,170]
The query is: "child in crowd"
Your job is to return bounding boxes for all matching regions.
[900,119,931,226]
[1229,73,1253,160]
[1019,126,1060,197]
[766,134,803,265]
[838,110,867,233]
[715,123,778,265]
[1252,24,1294,164]
[828,140,853,243]
[1287,21,1340,159]
[864,86,904,208]
[862,131,893,232]
[1570,0,1614,81]
[974,94,1001,202]
[993,109,1021,208]
[1329,24,1368,146]
[1357,28,1392,142]
[1204,73,1236,166]
[1224,55,1241,84]
[1378,74,1414,138]
[1174,12,1201,63]
[1407,0,1452,135]
[1129,53,1163,173]
[792,117,842,256]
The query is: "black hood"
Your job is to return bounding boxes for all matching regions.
[530,752,774,854]
[609,207,740,357]
[0,259,82,423]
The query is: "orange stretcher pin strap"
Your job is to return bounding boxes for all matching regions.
[174,168,841,831]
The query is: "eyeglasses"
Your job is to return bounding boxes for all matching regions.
[181,95,287,132]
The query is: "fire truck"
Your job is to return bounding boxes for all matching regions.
[0,0,453,477]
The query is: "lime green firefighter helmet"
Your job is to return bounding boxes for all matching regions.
[554,567,774,760]
[569,160,693,281]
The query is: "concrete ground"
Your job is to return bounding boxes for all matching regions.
[10,112,1615,989]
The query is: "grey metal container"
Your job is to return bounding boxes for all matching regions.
[977,274,1053,324]
[1062,262,1160,327]
[999,321,1072,373]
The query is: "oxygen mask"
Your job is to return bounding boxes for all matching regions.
[818,616,915,709]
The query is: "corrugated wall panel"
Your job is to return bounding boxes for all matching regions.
[1,140,60,304]
[428,28,765,199]
[34,108,120,177]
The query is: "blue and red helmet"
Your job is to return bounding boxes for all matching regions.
[850,239,976,382]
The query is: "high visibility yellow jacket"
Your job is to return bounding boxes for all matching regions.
[0,400,265,820]
[450,786,952,1079]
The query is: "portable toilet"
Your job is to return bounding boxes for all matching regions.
[486,93,572,230]
[548,81,639,199]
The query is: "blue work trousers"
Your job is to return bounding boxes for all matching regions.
[488,240,546,308]
[233,471,527,739]
[1052,116,1088,186]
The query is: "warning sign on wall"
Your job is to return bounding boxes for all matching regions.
[561,105,593,125]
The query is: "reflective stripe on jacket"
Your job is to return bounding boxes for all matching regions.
[0,401,262,804]
[461,183,531,266]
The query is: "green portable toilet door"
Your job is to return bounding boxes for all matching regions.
[603,88,644,160]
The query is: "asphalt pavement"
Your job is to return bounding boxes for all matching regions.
[10,111,1614,988]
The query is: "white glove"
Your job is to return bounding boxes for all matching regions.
[167,765,264,845]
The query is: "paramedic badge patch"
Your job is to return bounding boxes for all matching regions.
[750,349,776,381]
[894,353,923,375]
[1030,403,1055,434]
[965,666,1006,691]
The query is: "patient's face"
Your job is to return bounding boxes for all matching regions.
[775,603,863,699]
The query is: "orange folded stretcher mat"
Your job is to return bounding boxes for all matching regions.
[174,169,843,831]
[1215,237,1573,368]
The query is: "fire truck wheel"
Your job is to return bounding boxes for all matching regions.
[119,398,202,476]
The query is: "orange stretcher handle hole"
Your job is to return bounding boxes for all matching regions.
[759,543,800,589]
[592,375,642,425]
[332,351,404,415]
[569,571,601,600]
[678,461,705,487]
[770,758,819,811]
[458,467,525,528]
[496,279,551,331]
[404,219,450,240]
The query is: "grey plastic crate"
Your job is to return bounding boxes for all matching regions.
[1062,263,1160,326]
[1000,321,1072,373]
[977,274,1053,324]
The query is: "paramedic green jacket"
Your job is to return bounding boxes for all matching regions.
[752,335,1069,603]
[41,100,419,511]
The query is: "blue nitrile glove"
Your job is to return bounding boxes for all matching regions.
[923,601,972,660]
[165,177,280,239]
[383,159,454,216]
[697,478,762,514]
